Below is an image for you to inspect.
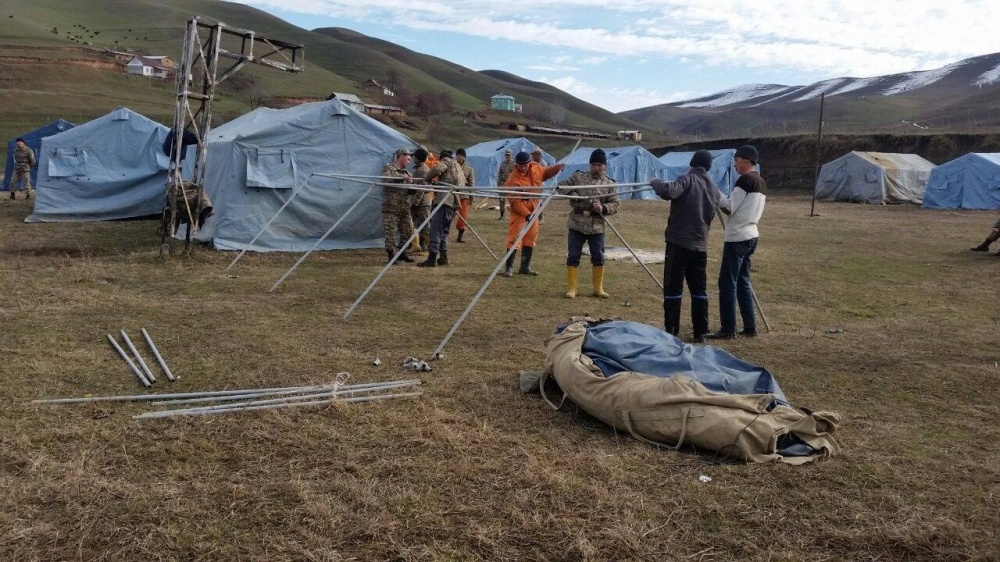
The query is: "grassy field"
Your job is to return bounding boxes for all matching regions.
[1,194,998,560]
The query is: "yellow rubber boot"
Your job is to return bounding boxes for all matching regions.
[565,266,579,298]
[592,266,609,298]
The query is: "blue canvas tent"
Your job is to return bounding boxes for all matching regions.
[660,149,746,195]
[816,151,933,204]
[190,99,419,252]
[555,146,667,200]
[4,119,75,191]
[25,108,182,222]
[922,153,1000,210]
[463,137,556,190]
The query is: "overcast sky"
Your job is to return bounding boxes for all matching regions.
[232,0,999,113]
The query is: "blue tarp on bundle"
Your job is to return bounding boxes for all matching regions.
[4,119,75,191]
[577,320,787,404]
[922,153,1000,210]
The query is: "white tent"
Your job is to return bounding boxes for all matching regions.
[191,99,418,252]
[26,108,179,222]
[816,151,933,204]
[555,146,668,200]
[462,137,556,189]
[922,153,1000,210]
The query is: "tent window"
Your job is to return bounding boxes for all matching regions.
[246,148,297,189]
[47,148,88,178]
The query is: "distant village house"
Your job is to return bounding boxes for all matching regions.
[491,93,522,113]
[328,92,367,113]
[364,103,405,117]
[362,79,395,98]
[124,55,174,79]
[617,130,642,141]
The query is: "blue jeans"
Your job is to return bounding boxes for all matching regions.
[718,238,758,334]
[566,229,605,267]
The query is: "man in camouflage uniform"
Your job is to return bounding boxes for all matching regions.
[558,148,619,298]
[970,215,1000,256]
[382,148,416,264]
[409,148,432,252]
[455,148,476,243]
[10,138,36,200]
[418,150,465,267]
[496,149,514,219]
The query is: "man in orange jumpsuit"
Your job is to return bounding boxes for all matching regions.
[502,151,565,277]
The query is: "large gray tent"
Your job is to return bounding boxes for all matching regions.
[815,151,933,204]
[922,153,1000,210]
[26,108,177,222]
[190,99,418,252]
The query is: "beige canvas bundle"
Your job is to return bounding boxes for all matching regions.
[540,321,840,464]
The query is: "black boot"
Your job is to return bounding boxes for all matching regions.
[971,238,996,251]
[456,229,466,243]
[691,297,709,343]
[387,249,398,264]
[503,250,517,277]
[418,252,438,267]
[663,297,682,337]
[9,191,14,200]
[437,250,449,266]
[518,246,538,275]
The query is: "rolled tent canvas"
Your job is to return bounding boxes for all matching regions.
[4,119,75,191]
[191,99,419,252]
[922,153,1000,210]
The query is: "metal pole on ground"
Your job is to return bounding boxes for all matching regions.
[107,334,152,387]
[120,330,156,383]
[603,216,662,291]
[343,189,454,319]
[269,183,377,293]
[140,328,176,381]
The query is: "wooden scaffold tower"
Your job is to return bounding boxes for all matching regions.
[160,16,303,254]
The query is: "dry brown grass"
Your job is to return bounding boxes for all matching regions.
[1,195,998,561]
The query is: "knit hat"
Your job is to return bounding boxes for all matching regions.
[515,151,531,164]
[439,149,453,159]
[589,149,607,165]
[394,148,413,158]
[689,149,713,170]
[456,148,466,157]
[734,145,759,164]
[413,148,428,162]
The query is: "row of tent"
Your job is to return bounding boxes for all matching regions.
[6,100,999,252]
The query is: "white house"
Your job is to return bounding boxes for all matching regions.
[362,79,395,98]
[124,55,172,79]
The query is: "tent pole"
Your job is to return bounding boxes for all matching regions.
[225,176,310,272]
[269,182,377,293]
[714,208,771,333]
[603,217,663,290]
[457,214,498,260]
[343,190,454,319]
[810,92,825,217]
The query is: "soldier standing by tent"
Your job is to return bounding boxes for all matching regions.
[707,145,767,340]
[559,148,619,298]
[382,148,417,264]
[418,150,465,267]
[409,148,432,253]
[970,215,1000,255]
[496,149,514,219]
[502,151,565,277]
[10,138,36,200]
[649,150,722,341]
[455,148,475,243]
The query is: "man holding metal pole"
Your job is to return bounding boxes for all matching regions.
[502,151,565,277]
[418,150,465,267]
[649,150,721,341]
[707,145,767,340]
[381,148,417,264]
[559,148,619,298]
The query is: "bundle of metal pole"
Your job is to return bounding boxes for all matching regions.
[155,380,419,406]
[31,379,423,405]
[225,177,308,272]
[713,208,771,333]
[603,217,663,291]
[140,328,176,381]
[317,173,654,200]
[120,330,156,383]
[269,182,378,293]
[342,189,454,319]
[133,390,423,419]
[107,334,152,388]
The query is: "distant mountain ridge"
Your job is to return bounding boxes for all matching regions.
[623,52,1000,137]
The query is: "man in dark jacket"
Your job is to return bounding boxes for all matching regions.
[650,150,722,342]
